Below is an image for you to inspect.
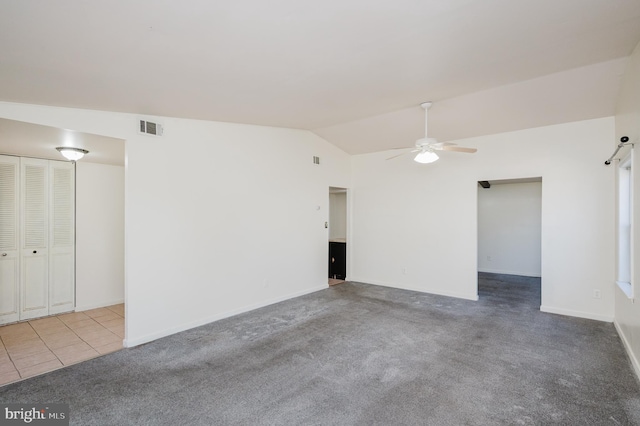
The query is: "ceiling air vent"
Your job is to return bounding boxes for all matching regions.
[139,119,163,136]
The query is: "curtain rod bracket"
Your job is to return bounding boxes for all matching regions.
[605,136,631,165]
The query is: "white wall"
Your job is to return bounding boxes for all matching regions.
[614,40,640,379]
[75,162,125,310]
[329,192,347,241]
[0,102,351,346]
[477,181,542,277]
[351,117,615,321]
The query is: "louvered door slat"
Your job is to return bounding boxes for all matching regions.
[0,162,17,250]
[24,164,47,248]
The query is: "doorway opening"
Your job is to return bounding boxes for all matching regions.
[477,177,542,307]
[0,119,125,385]
[329,187,348,286]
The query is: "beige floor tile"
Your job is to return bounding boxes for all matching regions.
[30,317,69,332]
[1,328,39,343]
[72,321,104,331]
[97,318,124,329]
[6,341,51,360]
[39,329,77,341]
[91,313,122,323]
[106,325,125,337]
[41,332,84,350]
[29,316,62,327]
[57,312,90,326]
[33,324,72,338]
[106,305,125,316]
[1,334,40,348]
[93,341,123,355]
[0,352,11,363]
[83,308,112,319]
[0,358,17,374]
[0,322,34,337]
[18,359,62,379]
[51,342,93,357]
[56,348,99,366]
[65,318,99,330]
[0,369,20,385]
[4,337,47,351]
[105,323,124,332]
[74,326,108,338]
[82,333,121,348]
[11,350,57,370]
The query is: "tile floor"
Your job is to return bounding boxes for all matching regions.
[328,278,345,286]
[0,304,124,386]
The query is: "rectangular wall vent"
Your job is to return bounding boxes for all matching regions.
[139,120,163,136]
[313,156,320,165]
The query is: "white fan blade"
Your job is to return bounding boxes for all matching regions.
[386,149,420,160]
[440,146,477,153]
[429,141,456,149]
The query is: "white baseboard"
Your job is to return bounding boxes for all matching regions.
[75,298,125,312]
[478,268,541,278]
[614,319,640,382]
[349,277,479,301]
[123,284,327,348]
[539,305,613,322]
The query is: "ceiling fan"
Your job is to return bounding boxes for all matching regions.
[387,102,477,163]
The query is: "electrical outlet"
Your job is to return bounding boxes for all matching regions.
[593,289,601,299]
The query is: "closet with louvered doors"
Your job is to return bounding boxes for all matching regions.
[0,155,75,326]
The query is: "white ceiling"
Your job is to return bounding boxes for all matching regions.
[1,0,639,154]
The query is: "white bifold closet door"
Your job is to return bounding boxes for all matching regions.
[0,156,20,324]
[20,157,50,320]
[0,155,75,325]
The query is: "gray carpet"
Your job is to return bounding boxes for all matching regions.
[2,273,640,425]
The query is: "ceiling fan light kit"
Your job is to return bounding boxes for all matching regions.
[414,150,439,164]
[387,101,477,164]
[415,102,436,163]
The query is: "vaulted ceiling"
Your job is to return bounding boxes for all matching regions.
[1,0,639,154]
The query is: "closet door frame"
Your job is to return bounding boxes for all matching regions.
[49,160,75,315]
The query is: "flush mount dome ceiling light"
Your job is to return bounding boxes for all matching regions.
[56,147,89,162]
